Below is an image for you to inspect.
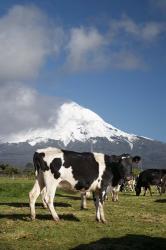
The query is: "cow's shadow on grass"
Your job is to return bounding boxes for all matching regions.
[121,192,136,196]
[56,193,93,201]
[0,201,71,208]
[70,235,166,250]
[155,199,166,203]
[56,193,81,200]
[0,213,80,222]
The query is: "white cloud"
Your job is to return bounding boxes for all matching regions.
[0,5,64,82]
[63,15,165,72]
[109,15,166,42]
[64,24,146,72]
[64,27,108,72]
[0,83,65,141]
[0,5,164,77]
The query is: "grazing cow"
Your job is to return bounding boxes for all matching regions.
[161,174,166,194]
[135,169,166,196]
[120,176,136,192]
[29,147,141,223]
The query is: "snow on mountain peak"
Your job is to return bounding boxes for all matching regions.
[4,101,138,148]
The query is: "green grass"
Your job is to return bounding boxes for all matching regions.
[0,177,166,250]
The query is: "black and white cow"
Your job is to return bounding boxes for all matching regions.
[29,147,141,223]
[135,169,166,196]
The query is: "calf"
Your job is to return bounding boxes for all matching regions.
[29,147,141,223]
[120,176,136,192]
[135,169,166,196]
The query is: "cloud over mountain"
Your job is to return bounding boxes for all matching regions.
[0,5,64,82]
[0,83,65,141]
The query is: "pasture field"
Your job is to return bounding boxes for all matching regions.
[0,177,165,250]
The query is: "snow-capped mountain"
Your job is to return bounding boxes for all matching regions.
[0,101,166,169]
[4,102,141,148]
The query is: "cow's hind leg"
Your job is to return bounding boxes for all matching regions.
[29,180,41,220]
[29,171,46,220]
[44,180,60,222]
[41,187,47,208]
[157,185,161,195]
[148,186,152,196]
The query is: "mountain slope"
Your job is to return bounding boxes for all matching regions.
[3,102,140,148]
[0,101,166,169]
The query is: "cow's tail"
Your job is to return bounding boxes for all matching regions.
[33,152,49,175]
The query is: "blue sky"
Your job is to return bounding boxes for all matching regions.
[0,0,166,142]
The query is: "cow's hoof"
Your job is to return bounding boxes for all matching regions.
[80,207,88,210]
[31,217,36,221]
[101,219,107,224]
[96,218,101,223]
[53,218,60,223]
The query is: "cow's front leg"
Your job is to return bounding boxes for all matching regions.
[93,190,106,223]
[93,191,100,222]
[112,185,121,202]
[80,192,87,210]
[99,190,106,223]
[143,187,147,196]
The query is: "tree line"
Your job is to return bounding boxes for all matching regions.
[0,162,34,177]
[0,162,141,178]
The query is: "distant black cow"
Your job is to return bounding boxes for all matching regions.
[29,147,141,223]
[135,169,166,196]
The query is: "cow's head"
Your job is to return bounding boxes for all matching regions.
[110,154,141,180]
[135,183,141,196]
[135,173,142,196]
[120,154,141,174]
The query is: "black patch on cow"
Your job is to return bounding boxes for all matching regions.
[62,150,99,191]
[102,154,134,188]
[33,152,49,172]
[103,155,123,188]
[50,158,62,179]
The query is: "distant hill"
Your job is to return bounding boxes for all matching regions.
[0,102,166,169]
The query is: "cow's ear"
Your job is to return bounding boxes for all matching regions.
[132,156,141,162]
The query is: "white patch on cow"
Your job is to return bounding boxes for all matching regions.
[37,147,63,166]
[121,156,130,159]
[113,184,121,192]
[59,166,78,188]
[43,168,58,189]
[89,153,106,191]
[85,191,91,198]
